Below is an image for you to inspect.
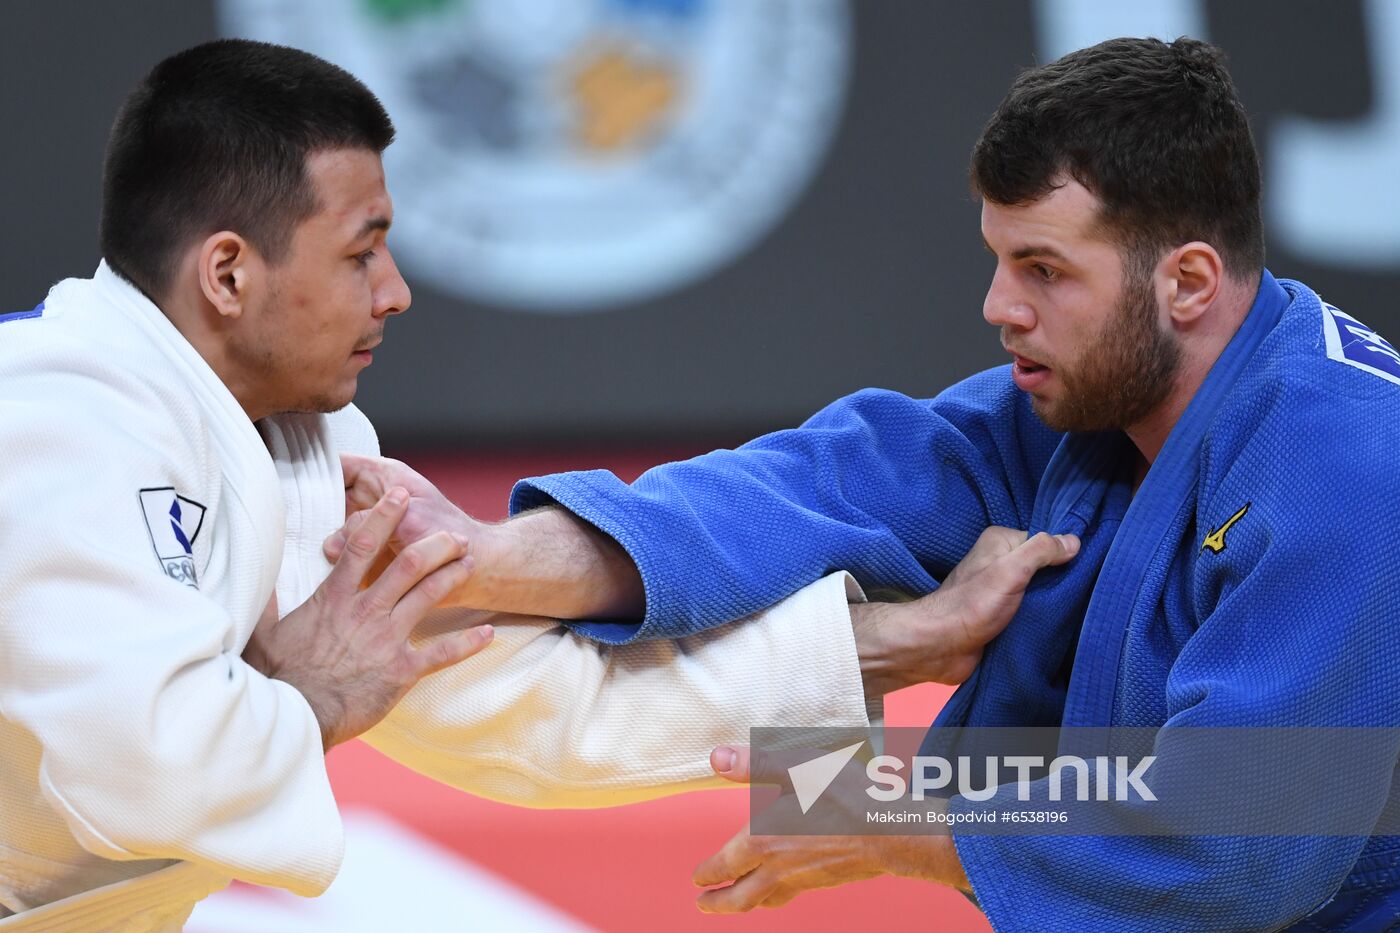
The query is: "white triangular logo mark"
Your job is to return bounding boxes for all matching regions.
[788,741,865,815]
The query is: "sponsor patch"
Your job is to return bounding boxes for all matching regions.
[1201,502,1250,554]
[1321,303,1400,385]
[138,487,207,588]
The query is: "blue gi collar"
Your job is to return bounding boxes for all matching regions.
[1060,269,1290,730]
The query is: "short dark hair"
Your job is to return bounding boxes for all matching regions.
[971,37,1264,281]
[100,38,395,300]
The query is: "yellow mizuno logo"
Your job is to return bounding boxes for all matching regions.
[1201,502,1251,554]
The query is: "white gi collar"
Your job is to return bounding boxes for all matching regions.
[90,261,280,499]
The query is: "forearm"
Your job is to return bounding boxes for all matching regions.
[850,597,975,697]
[852,601,916,698]
[461,507,645,620]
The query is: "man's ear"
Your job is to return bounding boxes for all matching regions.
[197,232,258,320]
[1162,241,1224,327]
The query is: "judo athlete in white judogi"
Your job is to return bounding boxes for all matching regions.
[0,40,1064,932]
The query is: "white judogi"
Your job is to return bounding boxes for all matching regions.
[0,265,870,930]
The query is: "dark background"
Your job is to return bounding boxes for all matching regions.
[3,0,1396,448]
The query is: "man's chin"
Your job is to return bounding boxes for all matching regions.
[314,392,357,415]
[275,386,358,417]
[1030,396,1069,431]
[1032,395,1111,434]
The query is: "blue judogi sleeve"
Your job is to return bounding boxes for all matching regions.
[951,370,1400,931]
[509,366,1062,643]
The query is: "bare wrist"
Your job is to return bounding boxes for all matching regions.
[884,835,970,892]
[852,601,912,697]
[278,677,338,752]
[455,507,644,620]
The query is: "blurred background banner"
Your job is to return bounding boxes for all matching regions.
[5,0,1398,448]
[219,0,853,316]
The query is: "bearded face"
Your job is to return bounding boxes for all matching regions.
[1025,263,1183,434]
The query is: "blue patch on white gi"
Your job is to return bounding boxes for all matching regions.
[138,487,207,588]
[1320,303,1400,385]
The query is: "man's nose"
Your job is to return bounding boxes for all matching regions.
[983,267,1035,331]
[374,249,411,318]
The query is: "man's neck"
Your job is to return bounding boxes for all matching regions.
[157,285,267,423]
[1125,366,1202,466]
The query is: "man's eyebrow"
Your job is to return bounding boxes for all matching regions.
[354,216,392,240]
[1010,243,1069,263]
[982,237,1071,264]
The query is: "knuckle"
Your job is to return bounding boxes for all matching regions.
[414,641,453,675]
[365,588,394,617]
[419,572,448,603]
[349,596,376,625]
[442,560,472,590]
[395,547,425,578]
[345,530,380,560]
[428,563,468,599]
[433,639,459,666]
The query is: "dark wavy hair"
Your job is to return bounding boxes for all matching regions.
[971,37,1264,282]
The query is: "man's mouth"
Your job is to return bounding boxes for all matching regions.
[352,340,380,365]
[1008,352,1051,391]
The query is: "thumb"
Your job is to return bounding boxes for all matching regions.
[1036,531,1080,566]
[710,745,807,786]
[1001,531,1080,587]
[711,745,751,784]
[341,453,387,513]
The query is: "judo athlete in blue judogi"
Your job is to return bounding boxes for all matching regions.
[507,271,1400,928]
[330,37,1400,930]
[506,40,1400,930]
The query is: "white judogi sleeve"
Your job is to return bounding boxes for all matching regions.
[266,407,872,809]
[0,366,341,897]
[365,573,871,808]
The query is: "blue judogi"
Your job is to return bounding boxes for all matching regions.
[510,272,1400,929]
